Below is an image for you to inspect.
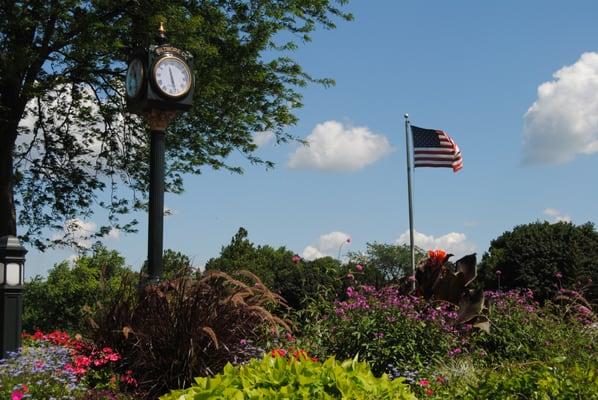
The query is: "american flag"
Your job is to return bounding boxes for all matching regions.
[411,125,463,172]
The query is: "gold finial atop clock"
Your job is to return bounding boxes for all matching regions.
[158,21,166,36]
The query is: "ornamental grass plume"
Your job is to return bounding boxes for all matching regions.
[90,270,290,398]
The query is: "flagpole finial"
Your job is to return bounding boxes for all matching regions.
[404,113,409,119]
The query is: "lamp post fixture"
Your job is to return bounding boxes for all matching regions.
[0,235,27,358]
[125,22,194,283]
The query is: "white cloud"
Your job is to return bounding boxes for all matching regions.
[288,120,393,171]
[301,231,351,260]
[543,208,571,223]
[396,230,476,259]
[253,131,275,147]
[523,52,598,164]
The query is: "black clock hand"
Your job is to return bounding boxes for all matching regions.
[169,68,176,90]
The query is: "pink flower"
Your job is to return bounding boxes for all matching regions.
[418,379,430,387]
[291,255,301,264]
[448,347,462,357]
[11,390,24,400]
[239,339,248,345]
[355,264,364,271]
[425,388,434,396]
[495,269,502,276]
[554,271,563,279]
[346,272,354,280]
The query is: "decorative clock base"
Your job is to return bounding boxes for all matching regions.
[144,109,178,132]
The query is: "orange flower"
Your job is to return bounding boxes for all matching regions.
[427,249,447,267]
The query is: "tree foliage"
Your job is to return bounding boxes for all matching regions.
[1,0,352,248]
[23,244,134,333]
[140,248,196,280]
[347,242,425,283]
[206,227,343,309]
[478,221,598,302]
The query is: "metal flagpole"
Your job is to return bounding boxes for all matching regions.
[404,113,416,290]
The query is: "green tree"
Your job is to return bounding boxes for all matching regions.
[205,227,293,288]
[140,248,195,279]
[1,1,352,248]
[206,228,344,309]
[347,242,425,283]
[478,221,598,302]
[23,244,133,332]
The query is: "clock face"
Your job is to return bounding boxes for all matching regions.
[152,55,192,99]
[126,58,144,99]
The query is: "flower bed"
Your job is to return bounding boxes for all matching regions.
[0,331,138,399]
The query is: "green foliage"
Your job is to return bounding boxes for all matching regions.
[92,271,288,398]
[2,0,352,246]
[140,249,196,280]
[160,355,416,400]
[205,227,292,288]
[206,228,344,310]
[432,359,598,400]
[347,242,425,283]
[23,244,133,333]
[298,289,455,376]
[478,221,598,302]
[470,291,597,366]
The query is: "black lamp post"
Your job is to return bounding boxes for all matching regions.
[0,235,27,358]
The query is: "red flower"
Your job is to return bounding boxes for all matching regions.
[425,388,434,396]
[418,379,430,387]
[271,348,287,357]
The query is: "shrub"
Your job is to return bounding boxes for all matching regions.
[0,330,135,399]
[23,245,133,333]
[298,285,460,376]
[431,358,598,399]
[469,290,597,365]
[91,270,289,398]
[478,221,598,302]
[160,353,416,400]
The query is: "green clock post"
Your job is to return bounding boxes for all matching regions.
[125,23,194,282]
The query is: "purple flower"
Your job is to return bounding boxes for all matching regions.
[448,348,462,357]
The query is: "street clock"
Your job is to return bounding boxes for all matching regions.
[125,23,194,114]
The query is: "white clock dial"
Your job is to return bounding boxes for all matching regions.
[152,56,192,99]
[126,58,144,99]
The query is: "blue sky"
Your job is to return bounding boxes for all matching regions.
[25,0,598,277]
